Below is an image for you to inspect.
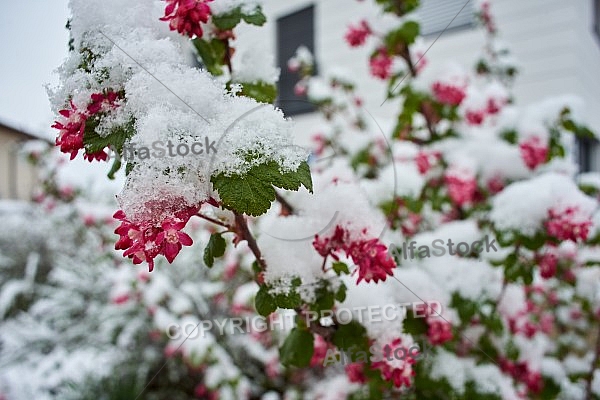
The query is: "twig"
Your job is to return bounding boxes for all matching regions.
[197,212,232,229]
[234,212,267,270]
[275,192,295,215]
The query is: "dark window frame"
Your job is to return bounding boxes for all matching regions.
[594,0,600,41]
[416,0,475,38]
[276,4,317,117]
[577,136,599,172]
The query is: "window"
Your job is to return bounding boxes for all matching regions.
[276,5,316,116]
[594,0,600,40]
[577,137,599,172]
[414,0,475,37]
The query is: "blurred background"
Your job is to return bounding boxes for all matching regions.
[1,1,600,399]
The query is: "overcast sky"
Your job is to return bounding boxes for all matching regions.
[0,0,70,139]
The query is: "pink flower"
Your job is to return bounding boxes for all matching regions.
[345,20,371,47]
[156,218,194,263]
[545,204,592,242]
[369,49,393,80]
[194,384,218,400]
[113,206,199,271]
[444,168,478,207]
[52,101,86,160]
[486,175,504,194]
[345,362,367,384]
[53,91,120,161]
[313,226,348,260]
[313,225,396,284]
[500,360,543,394]
[371,338,416,388]
[294,81,307,96]
[160,0,212,38]
[111,293,130,305]
[87,91,119,114]
[401,213,421,237]
[486,97,505,115]
[538,251,558,279]
[431,82,466,106]
[415,150,439,175]
[519,136,548,170]
[479,1,496,34]
[310,335,331,367]
[83,150,109,162]
[426,319,453,345]
[465,109,485,125]
[348,238,396,284]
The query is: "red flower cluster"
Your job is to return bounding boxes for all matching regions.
[344,20,371,47]
[369,49,393,80]
[313,225,396,284]
[537,250,558,279]
[431,82,466,106]
[444,169,478,207]
[427,319,453,345]
[508,297,555,339]
[160,0,212,38]
[479,1,497,35]
[114,206,199,271]
[371,338,416,388]
[519,136,548,170]
[486,175,505,194]
[465,109,485,125]
[545,204,592,242]
[400,213,422,237]
[415,150,440,175]
[499,358,543,395]
[52,91,119,161]
[310,335,333,367]
[345,362,367,384]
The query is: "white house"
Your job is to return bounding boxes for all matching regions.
[234,0,600,171]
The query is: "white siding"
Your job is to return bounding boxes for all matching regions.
[235,0,600,150]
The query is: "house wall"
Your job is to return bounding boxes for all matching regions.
[0,128,38,201]
[234,0,600,166]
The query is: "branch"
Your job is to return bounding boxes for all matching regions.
[275,192,295,215]
[295,307,337,342]
[234,212,267,270]
[197,212,232,229]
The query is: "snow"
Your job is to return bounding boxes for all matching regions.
[489,172,596,236]
[233,44,280,84]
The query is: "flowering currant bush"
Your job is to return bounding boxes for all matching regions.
[30,0,600,399]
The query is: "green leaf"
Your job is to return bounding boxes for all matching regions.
[203,233,226,268]
[332,262,350,276]
[280,328,314,367]
[311,284,335,312]
[450,293,478,323]
[192,38,226,76]
[332,321,369,351]
[107,156,121,180]
[211,160,313,216]
[274,290,302,309]
[237,81,277,103]
[255,286,277,316]
[403,312,428,335]
[242,8,267,26]
[212,7,242,30]
[335,284,347,302]
[384,20,420,50]
[375,0,420,16]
